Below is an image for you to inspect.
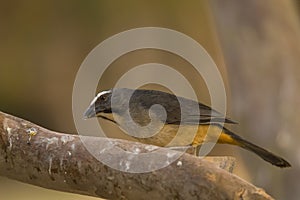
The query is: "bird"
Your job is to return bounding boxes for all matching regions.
[84,88,291,168]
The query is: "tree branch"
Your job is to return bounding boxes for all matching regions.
[0,111,273,200]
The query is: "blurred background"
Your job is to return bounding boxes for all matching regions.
[0,0,299,199]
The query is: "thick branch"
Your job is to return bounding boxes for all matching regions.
[0,111,272,200]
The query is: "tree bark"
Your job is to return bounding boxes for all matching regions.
[0,111,273,200]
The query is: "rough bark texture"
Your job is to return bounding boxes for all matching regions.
[0,111,273,200]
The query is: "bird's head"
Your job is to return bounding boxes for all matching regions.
[83,88,133,119]
[84,89,113,119]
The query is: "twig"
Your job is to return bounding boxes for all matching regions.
[0,111,273,200]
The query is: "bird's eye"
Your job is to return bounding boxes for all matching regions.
[100,95,107,101]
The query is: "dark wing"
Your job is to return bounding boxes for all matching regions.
[129,89,237,125]
[165,95,237,125]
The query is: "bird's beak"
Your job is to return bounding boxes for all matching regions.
[83,104,96,119]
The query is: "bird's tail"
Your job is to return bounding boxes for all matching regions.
[220,127,291,168]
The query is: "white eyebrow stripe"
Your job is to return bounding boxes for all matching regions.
[97,90,111,97]
[89,90,111,106]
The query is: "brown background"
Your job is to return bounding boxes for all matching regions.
[0,1,299,199]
